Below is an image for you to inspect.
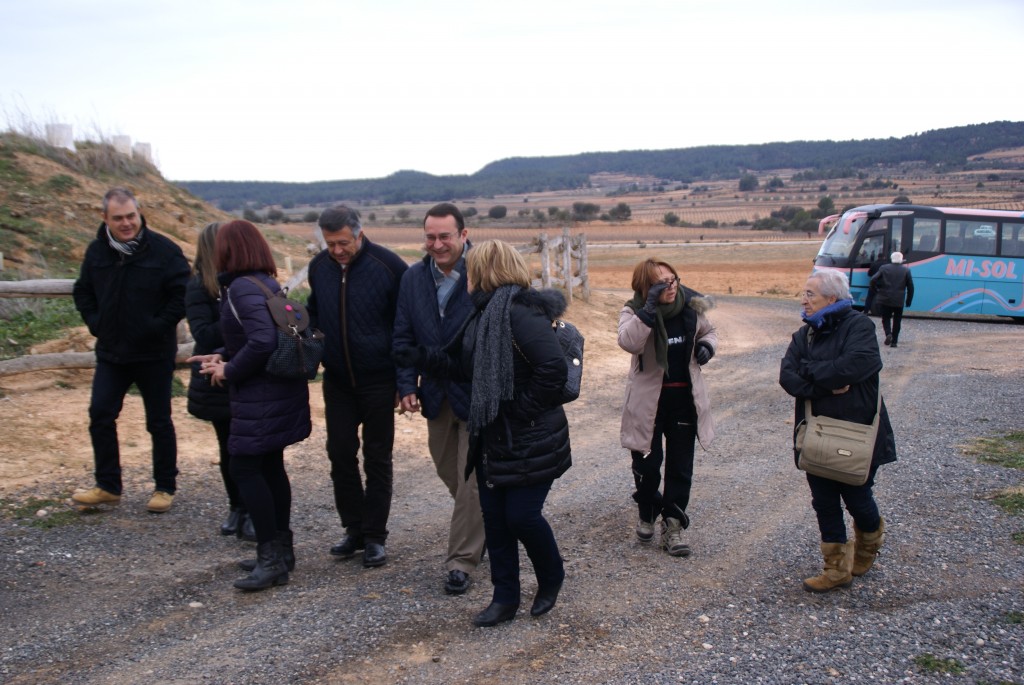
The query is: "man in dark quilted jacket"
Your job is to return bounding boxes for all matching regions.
[307,205,408,569]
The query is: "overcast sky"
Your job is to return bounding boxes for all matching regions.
[2,0,1021,183]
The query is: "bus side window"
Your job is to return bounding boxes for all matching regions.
[912,218,941,254]
[1001,223,1024,256]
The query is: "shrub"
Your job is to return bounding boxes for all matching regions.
[302,210,320,222]
[488,205,507,219]
[663,212,680,226]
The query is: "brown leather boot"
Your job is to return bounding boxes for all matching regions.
[803,542,853,593]
[852,517,885,576]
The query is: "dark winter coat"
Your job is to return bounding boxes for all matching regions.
[779,307,897,469]
[307,237,408,388]
[72,219,190,364]
[393,249,474,421]
[869,263,914,308]
[454,288,573,489]
[185,275,230,423]
[219,271,311,457]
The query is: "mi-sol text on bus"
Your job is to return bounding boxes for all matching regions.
[813,203,1024,321]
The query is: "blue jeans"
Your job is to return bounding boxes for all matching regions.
[806,465,881,543]
[477,472,564,605]
[323,375,395,544]
[88,358,178,495]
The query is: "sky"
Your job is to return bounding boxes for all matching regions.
[2,0,1022,183]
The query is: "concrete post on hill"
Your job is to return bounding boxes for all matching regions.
[45,124,75,152]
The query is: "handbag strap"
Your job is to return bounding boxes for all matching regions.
[804,389,882,427]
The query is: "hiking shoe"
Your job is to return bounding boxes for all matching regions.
[661,517,691,557]
[71,486,121,506]
[147,491,174,513]
[444,569,472,595]
[635,519,655,543]
[883,335,892,346]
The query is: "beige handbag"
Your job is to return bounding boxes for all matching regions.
[795,393,881,486]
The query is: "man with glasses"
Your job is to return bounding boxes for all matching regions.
[393,203,484,595]
[308,205,408,568]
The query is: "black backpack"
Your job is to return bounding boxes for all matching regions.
[513,318,584,405]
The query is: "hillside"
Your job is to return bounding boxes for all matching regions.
[177,121,1024,209]
[0,133,298,280]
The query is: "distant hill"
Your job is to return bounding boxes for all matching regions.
[178,121,1024,210]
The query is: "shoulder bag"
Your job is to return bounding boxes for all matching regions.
[795,392,881,486]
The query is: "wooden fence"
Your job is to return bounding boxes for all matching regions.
[518,227,589,304]
[0,230,586,377]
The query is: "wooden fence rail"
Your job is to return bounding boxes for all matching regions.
[0,229,587,377]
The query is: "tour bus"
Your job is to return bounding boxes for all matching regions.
[814,203,1024,322]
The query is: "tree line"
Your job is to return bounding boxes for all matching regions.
[177,121,1024,211]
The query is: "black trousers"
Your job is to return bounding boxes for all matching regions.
[631,389,697,523]
[212,419,242,509]
[230,449,291,545]
[88,358,178,495]
[322,375,395,544]
[878,305,904,342]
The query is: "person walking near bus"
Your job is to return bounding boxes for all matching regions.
[617,258,717,558]
[869,251,914,348]
[393,202,485,596]
[308,205,408,569]
[779,269,896,592]
[71,187,190,513]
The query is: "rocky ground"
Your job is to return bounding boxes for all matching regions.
[1,291,1023,685]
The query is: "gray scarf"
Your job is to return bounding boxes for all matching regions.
[106,225,145,255]
[468,284,520,435]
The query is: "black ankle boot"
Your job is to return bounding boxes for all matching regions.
[237,512,257,541]
[530,582,563,617]
[221,508,243,536]
[233,541,289,591]
[473,601,519,627]
[239,530,294,572]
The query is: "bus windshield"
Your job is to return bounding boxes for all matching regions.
[815,211,868,266]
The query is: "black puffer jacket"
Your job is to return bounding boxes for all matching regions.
[72,219,190,364]
[185,275,230,422]
[779,307,897,468]
[458,288,573,489]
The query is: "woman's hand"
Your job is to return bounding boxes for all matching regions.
[188,353,227,387]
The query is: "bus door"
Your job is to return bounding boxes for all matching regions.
[849,230,887,309]
[904,217,952,313]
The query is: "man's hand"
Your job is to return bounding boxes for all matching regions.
[400,393,421,413]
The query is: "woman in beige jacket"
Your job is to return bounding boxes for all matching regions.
[618,258,717,557]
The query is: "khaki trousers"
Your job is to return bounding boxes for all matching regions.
[427,400,485,573]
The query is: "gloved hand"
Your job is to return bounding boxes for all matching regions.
[695,341,714,366]
[643,282,669,314]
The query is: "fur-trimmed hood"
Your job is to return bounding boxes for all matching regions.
[680,286,715,315]
[514,287,568,320]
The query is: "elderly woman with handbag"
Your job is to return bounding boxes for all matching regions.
[779,269,897,592]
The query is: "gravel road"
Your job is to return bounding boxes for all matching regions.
[2,292,1023,685]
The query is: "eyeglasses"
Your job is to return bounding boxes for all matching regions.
[659,277,680,286]
[425,232,456,244]
[802,290,821,300]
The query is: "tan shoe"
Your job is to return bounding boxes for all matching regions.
[661,517,691,557]
[71,486,121,506]
[147,491,174,513]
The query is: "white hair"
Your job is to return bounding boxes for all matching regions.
[891,251,904,264]
[808,269,851,300]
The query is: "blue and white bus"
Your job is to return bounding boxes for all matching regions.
[814,203,1024,321]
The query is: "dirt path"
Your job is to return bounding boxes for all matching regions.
[2,292,1023,684]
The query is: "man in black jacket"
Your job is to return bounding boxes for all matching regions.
[71,188,190,513]
[869,251,914,348]
[308,205,408,568]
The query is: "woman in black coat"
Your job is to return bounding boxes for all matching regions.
[188,220,311,592]
[186,222,253,540]
[779,269,896,593]
[396,239,572,627]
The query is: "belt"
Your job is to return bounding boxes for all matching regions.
[662,382,690,388]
